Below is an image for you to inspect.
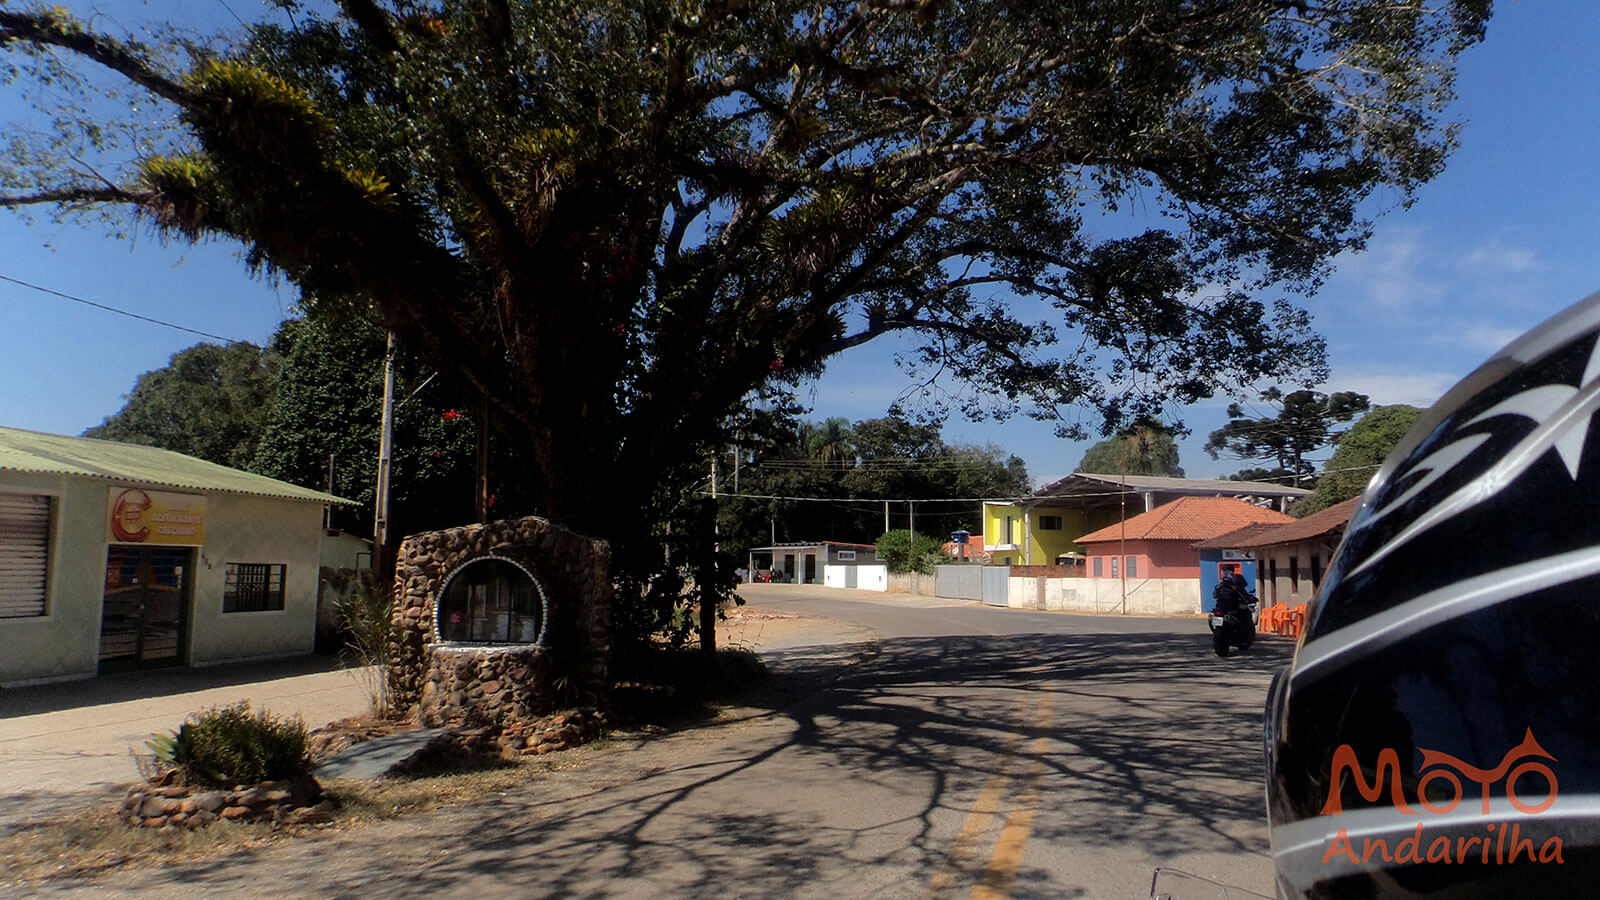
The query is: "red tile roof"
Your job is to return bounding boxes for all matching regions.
[1076,496,1296,545]
[1194,496,1362,550]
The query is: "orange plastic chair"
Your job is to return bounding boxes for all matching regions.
[1284,604,1308,639]
[1258,605,1281,634]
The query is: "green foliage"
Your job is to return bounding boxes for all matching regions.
[85,341,280,469]
[251,317,529,537]
[1295,405,1425,516]
[1205,389,1371,478]
[876,529,943,575]
[331,576,393,715]
[148,702,309,789]
[1076,419,1184,477]
[718,414,1027,553]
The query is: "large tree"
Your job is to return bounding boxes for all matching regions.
[1076,419,1184,477]
[1204,388,1371,480]
[1294,404,1425,516]
[85,340,280,469]
[1,1,1489,645]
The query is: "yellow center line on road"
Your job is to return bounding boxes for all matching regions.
[922,768,1011,899]
[969,690,1054,900]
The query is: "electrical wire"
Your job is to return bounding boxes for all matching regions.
[0,273,244,344]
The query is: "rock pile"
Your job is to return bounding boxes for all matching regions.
[488,708,607,758]
[122,774,333,829]
[386,708,608,775]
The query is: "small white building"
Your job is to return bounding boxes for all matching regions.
[744,541,878,584]
[0,427,352,685]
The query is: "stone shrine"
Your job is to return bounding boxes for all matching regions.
[386,517,611,726]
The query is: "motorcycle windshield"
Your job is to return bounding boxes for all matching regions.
[1149,867,1273,900]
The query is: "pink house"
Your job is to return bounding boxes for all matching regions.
[1074,496,1295,580]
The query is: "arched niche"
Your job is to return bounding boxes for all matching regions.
[434,555,547,646]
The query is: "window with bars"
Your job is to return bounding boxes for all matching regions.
[0,493,51,618]
[223,563,286,613]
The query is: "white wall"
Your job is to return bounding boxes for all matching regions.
[187,493,325,665]
[1021,576,1201,616]
[822,564,888,592]
[928,564,1203,617]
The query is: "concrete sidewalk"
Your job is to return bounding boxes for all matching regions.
[0,657,377,829]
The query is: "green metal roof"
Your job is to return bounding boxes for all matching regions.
[0,426,354,505]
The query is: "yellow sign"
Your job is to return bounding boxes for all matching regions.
[106,488,207,546]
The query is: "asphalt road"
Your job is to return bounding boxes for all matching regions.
[11,584,1291,899]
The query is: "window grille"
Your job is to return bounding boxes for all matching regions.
[224,562,285,612]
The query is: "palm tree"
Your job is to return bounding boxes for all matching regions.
[801,417,856,469]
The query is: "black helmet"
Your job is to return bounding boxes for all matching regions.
[1266,291,1600,898]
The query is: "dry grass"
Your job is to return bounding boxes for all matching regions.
[1,752,594,888]
[3,804,280,886]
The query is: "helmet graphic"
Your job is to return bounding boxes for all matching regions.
[1266,291,1600,897]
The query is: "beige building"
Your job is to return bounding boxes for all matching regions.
[1196,496,1362,607]
[0,426,350,685]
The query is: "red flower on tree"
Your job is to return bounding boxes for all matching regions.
[442,409,463,422]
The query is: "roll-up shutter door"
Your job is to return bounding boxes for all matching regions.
[0,494,50,617]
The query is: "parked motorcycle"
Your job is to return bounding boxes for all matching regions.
[1207,596,1258,657]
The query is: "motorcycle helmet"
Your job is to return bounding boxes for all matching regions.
[1266,290,1600,898]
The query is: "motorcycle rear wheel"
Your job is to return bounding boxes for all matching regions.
[1213,629,1230,657]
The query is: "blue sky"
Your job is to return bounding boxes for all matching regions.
[1,2,1596,487]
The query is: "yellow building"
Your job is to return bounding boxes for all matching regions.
[0,427,352,685]
[981,473,1311,566]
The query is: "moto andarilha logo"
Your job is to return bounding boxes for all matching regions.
[1318,731,1564,867]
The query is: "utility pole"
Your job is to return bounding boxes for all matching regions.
[324,452,335,528]
[475,394,489,522]
[374,332,397,582]
[1119,470,1128,615]
[704,451,719,659]
[884,500,890,536]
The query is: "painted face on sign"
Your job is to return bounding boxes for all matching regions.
[111,489,152,542]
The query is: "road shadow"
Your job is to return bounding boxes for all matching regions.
[36,630,1289,898]
[0,655,356,719]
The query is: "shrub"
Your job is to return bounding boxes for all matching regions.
[147,702,310,788]
[332,576,394,715]
[875,529,943,574]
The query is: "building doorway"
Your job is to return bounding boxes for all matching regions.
[99,545,193,672]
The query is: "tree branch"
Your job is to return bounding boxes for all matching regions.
[0,11,198,107]
[334,0,402,56]
[0,185,153,208]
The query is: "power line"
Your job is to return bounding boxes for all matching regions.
[0,273,243,344]
[215,0,249,28]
